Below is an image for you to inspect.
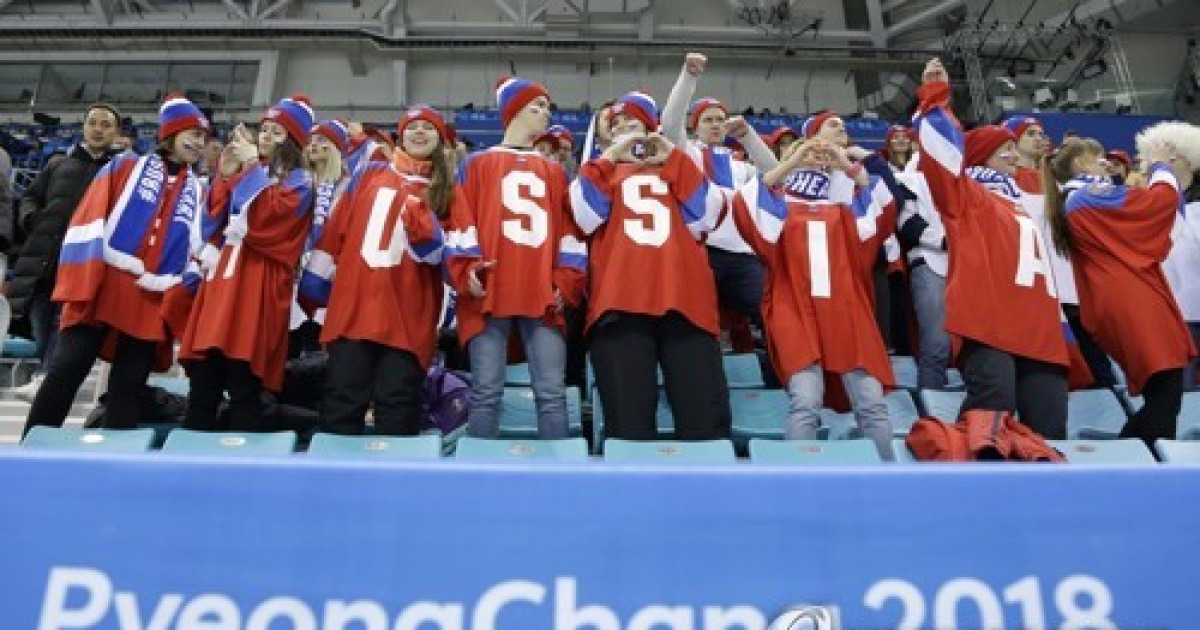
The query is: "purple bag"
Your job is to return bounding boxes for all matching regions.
[421,366,470,436]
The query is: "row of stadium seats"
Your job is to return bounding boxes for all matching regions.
[20,426,1190,464]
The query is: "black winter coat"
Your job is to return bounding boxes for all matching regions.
[8,145,119,316]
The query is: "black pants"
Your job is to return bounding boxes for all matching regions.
[564,301,589,391]
[23,324,157,436]
[321,339,426,436]
[1121,368,1182,450]
[887,270,913,356]
[707,247,765,331]
[288,320,322,360]
[958,339,1068,439]
[185,351,265,431]
[1063,303,1116,388]
[590,312,731,441]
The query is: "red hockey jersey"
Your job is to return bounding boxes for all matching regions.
[446,146,586,344]
[56,154,206,371]
[732,177,894,387]
[914,82,1068,367]
[1065,165,1196,395]
[179,165,313,390]
[299,162,444,368]
[570,149,725,334]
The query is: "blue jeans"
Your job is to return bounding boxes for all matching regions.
[909,264,951,390]
[467,316,568,439]
[786,365,895,461]
[28,289,61,373]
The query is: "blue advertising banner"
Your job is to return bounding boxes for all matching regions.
[2,450,1198,630]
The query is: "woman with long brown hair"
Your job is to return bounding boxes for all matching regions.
[1043,128,1199,448]
[298,106,453,436]
[180,95,317,432]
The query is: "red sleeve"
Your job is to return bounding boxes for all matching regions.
[401,194,438,246]
[913,81,969,223]
[241,172,313,267]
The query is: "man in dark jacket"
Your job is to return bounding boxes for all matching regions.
[8,103,120,399]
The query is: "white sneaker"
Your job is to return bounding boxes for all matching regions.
[12,373,46,402]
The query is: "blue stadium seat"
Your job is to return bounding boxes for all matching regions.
[592,389,677,446]
[890,355,918,390]
[498,386,583,438]
[748,439,881,465]
[919,389,965,423]
[504,363,532,386]
[22,427,154,452]
[2,336,38,359]
[603,439,736,464]
[507,361,594,393]
[820,409,858,440]
[1067,388,1129,439]
[307,433,442,460]
[946,368,965,390]
[1154,439,1200,464]
[723,353,765,388]
[728,388,789,445]
[823,389,922,439]
[1175,392,1200,440]
[161,429,297,456]
[1047,439,1156,464]
[886,390,921,435]
[454,436,588,461]
[893,438,917,463]
[147,376,190,396]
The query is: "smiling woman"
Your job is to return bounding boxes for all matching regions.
[22,94,210,438]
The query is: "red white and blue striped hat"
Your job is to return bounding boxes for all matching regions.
[398,105,450,142]
[263,94,316,145]
[801,110,838,139]
[157,93,210,141]
[1003,115,1042,139]
[611,91,659,131]
[311,119,350,155]
[687,97,727,130]
[495,76,549,127]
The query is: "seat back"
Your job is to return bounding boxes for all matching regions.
[307,433,442,460]
[161,429,297,456]
[749,439,881,465]
[1154,439,1200,464]
[603,439,736,464]
[498,386,583,438]
[1066,389,1128,439]
[22,427,154,452]
[454,437,589,461]
[919,389,966,423]
[1046,439,1155,464]
[723,353,765,388]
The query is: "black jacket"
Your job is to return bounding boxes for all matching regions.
[8,145,119,316]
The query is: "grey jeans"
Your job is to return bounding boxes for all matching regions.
[786,365,896,461]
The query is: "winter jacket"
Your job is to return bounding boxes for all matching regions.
[8,144,118,316]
